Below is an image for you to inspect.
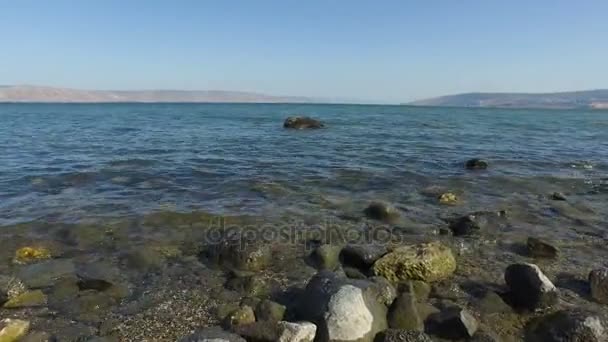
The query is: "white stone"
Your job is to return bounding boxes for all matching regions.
[277,321,317,342]
[524,263,556,292]
[324,285,374,341]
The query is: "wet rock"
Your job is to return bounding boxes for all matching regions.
[527,237,558,259]
[505,263,558,311]
[377,329,433,342]
[438,192,458,205]
[255,299,286,322]
[465,158,488,170]
[526,309,605,342]
[435,307,479,339]
[297,271,391,342]
[204,234,273,272]
[388,293,423,331]
[223,306,256,330]
[589,268,608,304]
[123,246,167,272]
[17,259,76,288]
[448,214,482,236]
[233,321,280,341]
[364,202,400,222]
[283,116,324,129]
[551,192,567,201]
[0,319,30,342]
[372,242,456,283]
[13,246,52,265]
[276,321,317,342]
[310,244,342,271]
[179,326,246,342]
[3,290,47,308]
[340,244,388,270]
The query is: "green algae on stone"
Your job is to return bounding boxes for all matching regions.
[0,319,30,342]
[3,290,47,308]
[372,242,456,283]
[223,306,256,330]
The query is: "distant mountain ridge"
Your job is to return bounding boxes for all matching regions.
[0,85,315,103]
[410,90,608,109]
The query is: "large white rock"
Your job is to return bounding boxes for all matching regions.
[277,321,317,342]
[325,285,374,341]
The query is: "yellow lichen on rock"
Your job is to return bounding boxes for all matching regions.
[438,192,458,205]
[372,242,456,283]
[0,318,30,342]
[13,246,52,264]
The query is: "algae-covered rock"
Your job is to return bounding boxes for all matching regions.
[527,237,558,259]
[438,192,458,205]
[0,319,30,342]
[223,306,256,330]
[255,299,286,322]
[372,242,456,283]
[13,246,52,265]
[203,231,273,272]
[3,290,47,308]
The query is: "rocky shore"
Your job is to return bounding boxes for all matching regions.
[1,156,608,341]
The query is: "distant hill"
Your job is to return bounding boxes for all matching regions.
[0,85,315,103]
[410,90,608,109]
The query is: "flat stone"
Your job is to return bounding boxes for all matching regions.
[3,290,47,308]
[17,259,76,288]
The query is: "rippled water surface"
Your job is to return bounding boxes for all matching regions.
[1,103,606,224]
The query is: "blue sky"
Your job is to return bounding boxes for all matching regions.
[1,0,607,102]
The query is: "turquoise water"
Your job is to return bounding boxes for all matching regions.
[0,103,606,224]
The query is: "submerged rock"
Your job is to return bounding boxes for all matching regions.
[179,326,246,342]
[0,319,30,342]
[3,290,47,308]
[527,237,558,259]
[13,246,52,265]
[17,259,76,288]
[438,192,458,205]
[123,246,167,272]
[372,242,456,283]
[448,214,482,236]
[276,321,316,342]
[283,116,324,129]
[364,202,400,222]
[505,263,558,311]
[204,234,272,272]
[589,268,608,304]
[526,309,605,342]
[377,329,433,342]
[465,158,489,170]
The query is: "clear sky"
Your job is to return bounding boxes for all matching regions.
[1,0,607,103]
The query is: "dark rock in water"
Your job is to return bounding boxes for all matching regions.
[551,192,567,201]
[377,329,433,342]
[203,233,272,272]
[179,326,246,342]
[527,237,558,259]
[589,268,608,304]
[283,116,324,129]
[465,158,489,170]
[340,244,388,270]
[447,210,506,236]
[296,271,393,342]
[448,214,482,236]
[435,306,479,339]
[505,263,558,311]
[364,202,399,222]
[255,299,286,322]
[525,309,605,342]
[388,293,423,331]
[310,244,342,271]
[17,259,76,288]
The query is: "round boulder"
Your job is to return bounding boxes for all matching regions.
[504,263,558,311]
